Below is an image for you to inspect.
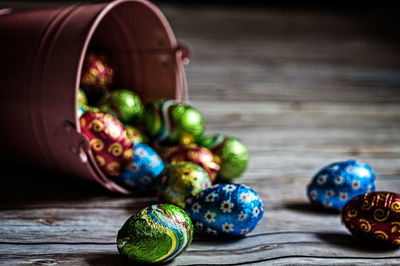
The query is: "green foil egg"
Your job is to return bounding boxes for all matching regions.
[200,134,249,181]
[100,89,143,124]
[125,125,148,144]
[143,99,204,145]
[157,162,211,208]
[78,88,88,107]
[117,204,193,264]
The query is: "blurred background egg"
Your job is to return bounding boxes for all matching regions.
[164,145,220,183]
[157,162,211,208]
[143,99,204,145]
[115,143,164,191]
[185,183,263,236]
[307,160,376,211]
[117,204,193,264]
[99,89,143,124]
[200,134,249,181]
[341,191,400,245]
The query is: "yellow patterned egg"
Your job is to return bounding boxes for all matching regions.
[341,191,400,245]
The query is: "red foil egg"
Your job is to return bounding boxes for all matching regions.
[80,53,114,92]
[80,110,133,176]
[164,145,220,182]
[341,191,400,245]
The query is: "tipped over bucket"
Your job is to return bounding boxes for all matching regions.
[0,0,188,194]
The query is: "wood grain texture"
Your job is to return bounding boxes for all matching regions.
[1,2,400,265]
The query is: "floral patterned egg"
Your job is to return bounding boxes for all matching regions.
[307,160,376,211]
[185,184,264,236]
[80,110,133,176]
[341,192,400,245]
[115,143,164,191]
[157,162,211,208]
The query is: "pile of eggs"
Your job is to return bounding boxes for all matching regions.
[78,52,399,264]
[78,52,263,263]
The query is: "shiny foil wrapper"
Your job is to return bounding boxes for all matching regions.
[125,125,148,144]
[115,143,164,191]
[80,110,133,176]
[143,99,204,145]
[185,184,263,236]
[341,192,400,245]
[200,134,249,181]
[100,89,143,124]
[307,160,376,211]
[164,145,220,183]
[80,52,114,92]
[117,204,193,264]
[157,162,211,208]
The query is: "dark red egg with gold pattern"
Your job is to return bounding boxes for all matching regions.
[80,53,114,93]
[164,145,220,183]
[80,110,133,176]
[341,191,400,245]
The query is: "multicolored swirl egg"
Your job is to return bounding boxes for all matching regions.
[307,160,376,211]
[117,204,193,264]
[80,110,133,176]
[143,99,204,145]
[80,52,114,93]
[164,145,220,183]
[100,89,144,124]
[115,143,164,191]
[341,192,400,245]
[200,134,249,181]
[185,184,263,236]
[157,162,212,208]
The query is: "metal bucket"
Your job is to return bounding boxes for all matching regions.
[0,0,188,194]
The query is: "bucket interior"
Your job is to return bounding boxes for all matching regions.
[74,0,179,193]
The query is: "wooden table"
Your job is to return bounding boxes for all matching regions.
[1,3,400,265]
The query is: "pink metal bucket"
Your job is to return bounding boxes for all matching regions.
[0,0,188,194]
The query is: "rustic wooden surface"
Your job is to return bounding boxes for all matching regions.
[1,3,400,265]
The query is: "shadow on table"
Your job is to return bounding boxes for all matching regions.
[283,202,340,215]
[86,253,175,265]
[0,161,157,209]
[316,232,399,252]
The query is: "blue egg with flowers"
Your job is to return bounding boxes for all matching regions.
[185,183,263,236]
[307,159,375,211]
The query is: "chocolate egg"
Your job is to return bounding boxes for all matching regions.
[77,105,86,118]
[164,145,220,183]
[341,192,400,245]
[307,160,376,211]
[157,162,211,208]
[185,184,263,236]
[100,89,143,124]
[143,99,204,145]
[115,143,164,191]
[200,135,249,181]
[78,88,88,106]
[117,204,193,264]
[80,111,133,176]
[125,125,148,144]
[80,52,114,93]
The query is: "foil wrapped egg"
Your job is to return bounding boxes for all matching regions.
[117,203,193,264]
[100,89,144,124]
[200,134,249,181]
[143,99,204,145]
[185,184,263,236]
[80,110,133,176]
[307,160,376,211]
[115,143,164,191]
[77,105,86,118]
[157,162,212,208]
[341,192,400,245]
[78,88,88,107]
[125,125,148,144]
[164,145,220,183]
[80,52,114,93]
